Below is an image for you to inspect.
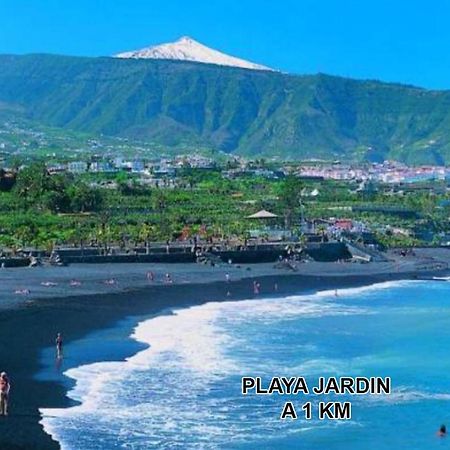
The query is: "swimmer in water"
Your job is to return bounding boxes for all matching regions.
[69,280,81,287]
[41,281,58,287]
[146,271,154,281]
[14,289,30,295]
[165,273,172,284]
[437,424,447,437]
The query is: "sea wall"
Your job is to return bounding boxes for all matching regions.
[304,242,352,262]
[54,242,353,264]
[58,253,197,264]
[0,257,31,268]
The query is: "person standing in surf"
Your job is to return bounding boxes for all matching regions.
[0,372,10,416]
[56,333,63,359]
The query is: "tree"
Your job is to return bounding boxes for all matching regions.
[139,222,154,254]
[96,211,114,254]
[116,171,134,195]
[151,189,167,213]
[14,223,36,248]
[278,175,303,229]
[41,190,71,213]
[14,163,71,212]
[14,162,53,201]
[68,183,104,212]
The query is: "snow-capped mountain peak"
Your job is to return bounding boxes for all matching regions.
[115,36,274,71]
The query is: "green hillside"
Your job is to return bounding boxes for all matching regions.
[1,53,450,164]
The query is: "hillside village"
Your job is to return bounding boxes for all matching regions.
[1,115,450,265]
[0,143,449,265]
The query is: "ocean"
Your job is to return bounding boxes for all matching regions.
[39,280,450,449]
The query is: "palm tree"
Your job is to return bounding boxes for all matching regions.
[139,223,154,254]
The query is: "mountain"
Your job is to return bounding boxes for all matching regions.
[1,53,450,164]
[115,36,274,72]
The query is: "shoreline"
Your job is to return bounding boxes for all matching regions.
[0,252,449,449]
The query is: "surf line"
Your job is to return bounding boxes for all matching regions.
[242,376,391,395]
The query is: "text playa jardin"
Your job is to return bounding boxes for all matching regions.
[242,376,391,395]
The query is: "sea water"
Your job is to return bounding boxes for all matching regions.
[40,280,450,449]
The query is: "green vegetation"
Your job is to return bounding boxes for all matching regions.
[13,163,103,213]
[0,165,448,251]
[2,55,450,164]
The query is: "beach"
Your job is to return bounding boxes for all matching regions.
[0,248,450,450]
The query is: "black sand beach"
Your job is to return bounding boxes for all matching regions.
[0,248,449,450]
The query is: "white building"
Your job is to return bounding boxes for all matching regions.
[67,161,88,173]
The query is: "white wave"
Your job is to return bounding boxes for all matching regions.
[362,386,450,405]
[314,279,421,300]
[40,300,247,449]
[43,303,238,410]
[39,280,417,448]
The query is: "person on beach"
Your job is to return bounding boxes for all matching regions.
[437,424,447,437]
[56,333,63,359]
[253,281,260,295]
[225,273,230,283]
[0,372,10,416]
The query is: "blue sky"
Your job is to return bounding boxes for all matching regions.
[1,0,449,89]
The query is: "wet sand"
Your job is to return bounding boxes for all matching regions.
[0,248,449,449]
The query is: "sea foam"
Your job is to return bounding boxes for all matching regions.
[39,280,420,449]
